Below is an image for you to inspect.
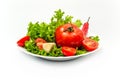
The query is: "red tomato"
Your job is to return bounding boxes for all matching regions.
[35,38,46,50]
[62,46,76,56]
[36,42,44,50]
[17,36,30,47]
[82,39,99,51]
[35,38,46,43]
[55,23,84,48]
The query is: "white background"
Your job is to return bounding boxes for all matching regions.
[0,0,120,80]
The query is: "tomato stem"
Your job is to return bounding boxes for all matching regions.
[65,26,74,32]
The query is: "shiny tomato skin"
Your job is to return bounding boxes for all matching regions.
[17,36,30,47]
[82,39,99,51]
[35,38,46,50]
[55,23,84,48]
[35,38,46,43]
[62,46,76,56]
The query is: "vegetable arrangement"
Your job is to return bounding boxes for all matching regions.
[17,9,100,57]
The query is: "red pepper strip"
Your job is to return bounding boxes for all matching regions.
[17,36,30,47]
[82,17,90,38]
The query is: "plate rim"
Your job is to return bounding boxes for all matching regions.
[17,45,100,60]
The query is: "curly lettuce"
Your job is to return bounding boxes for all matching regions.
[24,9,99,57]
[27,9,82,42]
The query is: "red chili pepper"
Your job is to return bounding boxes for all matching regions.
[82,17,90,37]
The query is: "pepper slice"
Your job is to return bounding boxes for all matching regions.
[17,36,30,47]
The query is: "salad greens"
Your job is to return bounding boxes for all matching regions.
[25,39,63,57]
[90,36,100,42]
[27,9,82,42]
[24,9,99,57]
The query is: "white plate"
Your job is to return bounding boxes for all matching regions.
[18,46,100,61]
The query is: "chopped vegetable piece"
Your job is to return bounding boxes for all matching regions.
[35,38,46,50]
[62,46,76,56]
[43,43,56,53]
[82,39,99,51]
[17,36,30,47]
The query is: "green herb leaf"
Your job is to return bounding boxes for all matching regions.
[76,48,87,55]
[90,36,100,42]
[74,19,82,27]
